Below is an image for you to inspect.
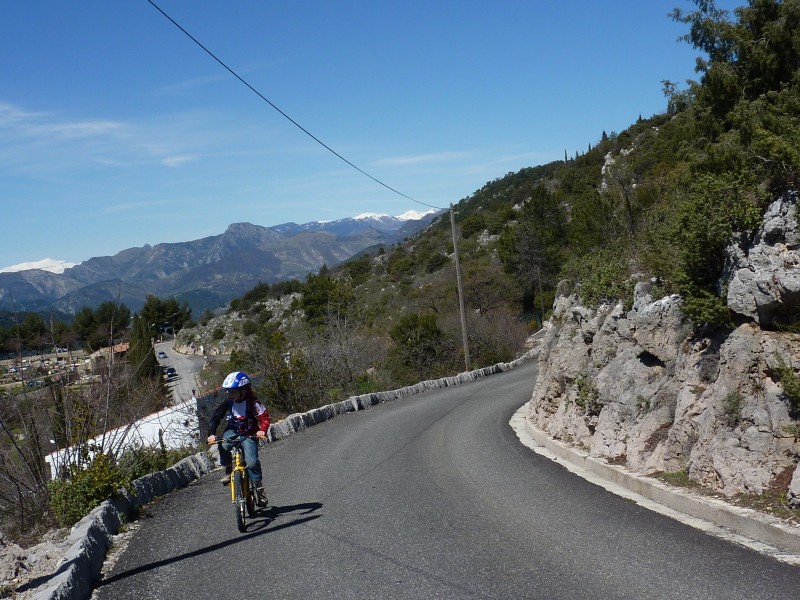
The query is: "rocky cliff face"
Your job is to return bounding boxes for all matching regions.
[527,192,800,502]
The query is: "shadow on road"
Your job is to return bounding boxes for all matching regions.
[94,502,323,589]
[266,501,323,519]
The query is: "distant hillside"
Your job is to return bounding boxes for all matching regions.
[0,211,441,316]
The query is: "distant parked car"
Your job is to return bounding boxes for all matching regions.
[157,351,168,359]
[165,367,177,378]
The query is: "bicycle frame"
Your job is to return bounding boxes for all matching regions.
[229,442,250,504]
[210,434,259,533]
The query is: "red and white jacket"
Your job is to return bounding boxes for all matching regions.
[208,396,271,437]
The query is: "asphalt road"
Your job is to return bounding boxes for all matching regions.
[92,360,800,599]
[155,341,205,404]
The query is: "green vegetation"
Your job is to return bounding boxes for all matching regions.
[139,294,193,340]
[5,0,800,545]
[575,373,602,416]
[48,453,127,527]
[229,280,303,314]
[775,357,800,413]
[128,313,162,383]
[722,391,744,427]
[47,443,198,528]
[655,469,699,489]
[0,298,176,539]
[116,444,199,482]
[0,293,194,356]
[783,423,800,441]
[195,0,800,424]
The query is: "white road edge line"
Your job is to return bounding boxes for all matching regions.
[509,403,800,566]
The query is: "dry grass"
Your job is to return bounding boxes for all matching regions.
[654,468,800,526]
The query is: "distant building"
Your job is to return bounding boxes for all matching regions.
[89,342,129,368]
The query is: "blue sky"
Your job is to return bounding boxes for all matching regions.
[1,0,745,269]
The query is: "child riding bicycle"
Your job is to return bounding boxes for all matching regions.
[207,371,271,507]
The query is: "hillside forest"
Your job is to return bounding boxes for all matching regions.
[1,0,799,544]
[193,0,800,410]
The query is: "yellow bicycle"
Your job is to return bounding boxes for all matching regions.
[212,435,259,533]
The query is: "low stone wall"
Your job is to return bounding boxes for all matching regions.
[31,453,215,600]
[267,359,532,442]
[32,348,538,600]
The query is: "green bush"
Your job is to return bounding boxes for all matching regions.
[678,286,732,328]
[460,213,487,239]
[117,444,199,481]
[47,444,199,528]
[425,253,449,273]
[48,453,128,528]
[655,469,697,488]
[722,391,744,427]
[387,313,451,381]
[345,255,372,286]
[775,359,800,413]
[575,373,602,416]
[563,245,635,309]
[672,174,765,327]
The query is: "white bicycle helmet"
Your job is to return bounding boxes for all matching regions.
[222,371,251,389]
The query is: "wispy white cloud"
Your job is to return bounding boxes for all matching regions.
[0,102,124,139]
[161,155,197,167]
[99,197,173,216]
[484,151,553,166]
[102,201,151,214]
[373,151,470,167]
[149,58,284,98]
[151,74,229,96]
[0,100,221,176]
[29,120,123,139]
[453,150,556,178]
[0,102,48,125]
[94,157,129,167]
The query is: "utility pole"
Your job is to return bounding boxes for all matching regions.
[450,204,470,372]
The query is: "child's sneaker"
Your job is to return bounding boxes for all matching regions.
[220,464,232,485]
[254,482,268,507]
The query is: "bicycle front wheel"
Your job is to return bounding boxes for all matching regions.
[246,481,256,517]
[232,471,247,533]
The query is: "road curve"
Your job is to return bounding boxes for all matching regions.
[92,359,800,600]
[154,341,205,404]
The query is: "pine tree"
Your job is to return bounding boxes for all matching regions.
[128,313,160,382]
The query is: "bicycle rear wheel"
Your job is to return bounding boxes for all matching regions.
[233,471,247,533]
[246,481,256,517]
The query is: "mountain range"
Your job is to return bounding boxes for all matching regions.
[0,211,440,317]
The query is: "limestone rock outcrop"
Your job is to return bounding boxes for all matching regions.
[528,193,800,499]
[726,191,800,327]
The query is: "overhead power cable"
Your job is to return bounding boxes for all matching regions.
[146,0,445,211]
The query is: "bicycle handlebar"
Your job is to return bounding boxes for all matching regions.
[207,434,266,446]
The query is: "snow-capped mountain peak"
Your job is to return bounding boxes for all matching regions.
[2,211,440,275]
[395,209,435,220]
[270,208,441,238]
[0,258,76,274]
[353,209,435,221]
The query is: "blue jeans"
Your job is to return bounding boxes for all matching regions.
[220,430,263,484]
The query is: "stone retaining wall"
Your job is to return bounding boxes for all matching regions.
[32,348,537,600]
